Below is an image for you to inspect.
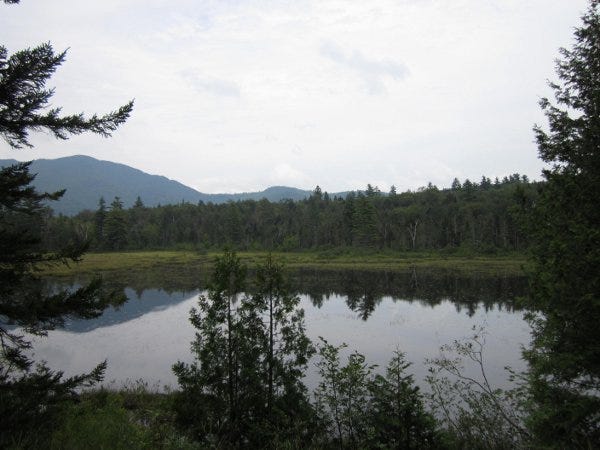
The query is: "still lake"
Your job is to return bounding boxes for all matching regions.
[32,268,531,391]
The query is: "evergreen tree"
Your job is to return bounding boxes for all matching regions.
[0,1,132,445]
[523,1,600,446]
[0,166,127,446]
[128,196,147,249]
[312,185,323,199]
[451,177,461,190]
[246,255,315,443]
[0,42,132,149]
[368,350,439,449]
[104,196,128,250]
[479,176,492,190]
[173,252,315,447]
[172,251,247,444]
[352,193,378,248]
[94,196,106,248]
[342,192,356,246]
[315,342,439,448]
[365,183,380,198]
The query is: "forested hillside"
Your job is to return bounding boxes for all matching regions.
[0,156,315,215]
[45,174,537,253]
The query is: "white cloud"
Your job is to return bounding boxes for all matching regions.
[319,40,409,94]
[181,71,241,98]
[271,163,313,187]
[0,0,590,193]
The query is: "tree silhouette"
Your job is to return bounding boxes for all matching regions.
[0,1,132,445]
[524,1,600,447]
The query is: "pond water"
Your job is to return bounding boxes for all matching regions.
[30,268,531,391]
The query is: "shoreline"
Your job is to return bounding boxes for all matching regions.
[43,250,529,277]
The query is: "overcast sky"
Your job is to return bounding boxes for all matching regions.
[1,0,589,194]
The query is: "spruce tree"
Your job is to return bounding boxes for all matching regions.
[368,350,439,449]
[104,196,128,250]
[0,1,132,445]
[0,41,133,149]
[352,192,378,248]
[0,167,127,446]
[523,1,600,446]
[94,196,107,248]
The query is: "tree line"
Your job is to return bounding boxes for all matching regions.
[44,174,538,254]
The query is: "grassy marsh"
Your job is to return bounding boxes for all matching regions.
[43,250,528,277]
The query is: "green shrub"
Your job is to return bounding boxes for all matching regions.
[50,394,148,450]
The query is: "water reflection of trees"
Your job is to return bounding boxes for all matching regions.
[48,267,527,330]
[52,266,207,298]
[45,267,206,332]
[288,268,527,320]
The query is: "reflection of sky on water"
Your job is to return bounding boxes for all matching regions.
[301,294,529,391]
[30,293,200,389]
[61,288,199,333]
[29,288,530,391]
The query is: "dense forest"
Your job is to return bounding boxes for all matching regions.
[44,174,537,254]
[2,0,598,448]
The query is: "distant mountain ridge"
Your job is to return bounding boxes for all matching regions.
[0,155,316,215]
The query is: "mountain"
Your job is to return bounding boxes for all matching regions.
[0,155,315,215]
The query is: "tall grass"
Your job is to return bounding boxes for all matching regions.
[49,382,200,450]
[43,250,528,277]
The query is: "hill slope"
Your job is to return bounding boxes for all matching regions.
[0,156,313,215]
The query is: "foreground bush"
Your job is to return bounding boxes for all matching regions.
[49,385,199,450]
